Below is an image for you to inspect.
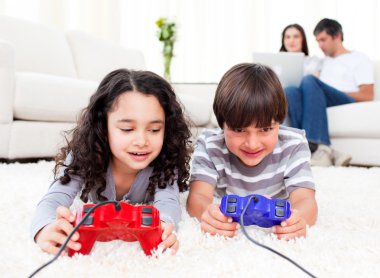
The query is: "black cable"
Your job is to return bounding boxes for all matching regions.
[239,196,317,278]
[28,201,121,278]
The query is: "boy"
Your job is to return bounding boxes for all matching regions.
[187,63,318,240]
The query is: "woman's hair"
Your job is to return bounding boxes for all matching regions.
[279,23,309,56]
[54,69,193,202]
[213,63,287,129]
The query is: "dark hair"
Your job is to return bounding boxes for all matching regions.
[313,18,343,41]
[54,69,192,202]
[279,24,309,56]
[213,63,287,129]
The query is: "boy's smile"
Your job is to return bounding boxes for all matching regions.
[240,148,264,158]
[223,122,279,167]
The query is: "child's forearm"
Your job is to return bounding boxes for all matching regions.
[291,197,318,226]
[186,192,212,220]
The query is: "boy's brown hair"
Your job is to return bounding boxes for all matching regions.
[213,63,287,129]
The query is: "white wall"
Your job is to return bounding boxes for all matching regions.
[1,0,379,83]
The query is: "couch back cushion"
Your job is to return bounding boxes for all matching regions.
[374,60,380,100]
[0,15,76,77]
[173,83,218,126]
[14,72,98,122]
[66,31,146,82]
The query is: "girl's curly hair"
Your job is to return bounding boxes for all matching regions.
[54,69,193,202]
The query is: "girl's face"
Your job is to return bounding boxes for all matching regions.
[107,91,165,174]
[223,121,279,167]
[283,27,303,53]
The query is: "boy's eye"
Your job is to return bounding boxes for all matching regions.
[232,128,245,133]
[261,127,273,132]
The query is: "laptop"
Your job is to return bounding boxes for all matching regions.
[252,52,304,87]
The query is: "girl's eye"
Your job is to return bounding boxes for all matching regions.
[120,128,133,132]
[150,128,161,133]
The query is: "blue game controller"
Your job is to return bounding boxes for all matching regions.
[220,194,291,227]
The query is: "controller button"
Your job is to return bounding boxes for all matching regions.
[142,216,153,226]
[83,215,94,225]
[275,200,285,207]
[227,205,236,213]
[83,206,93,213]
[142,207,153,214]
[227,197,237,203]
[275,208,285,217]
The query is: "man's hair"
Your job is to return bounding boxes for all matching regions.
[313,18,344,41]
[213,63,287,129]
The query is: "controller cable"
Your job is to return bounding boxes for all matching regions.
[28,201,121,278]
[239,196,317,278]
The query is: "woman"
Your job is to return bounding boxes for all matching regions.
[280,24,320,75]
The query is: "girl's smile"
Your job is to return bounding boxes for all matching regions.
[128,151,151,161]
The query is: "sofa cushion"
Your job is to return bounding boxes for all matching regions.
[374,61,380,100]
[66,31,146,82]
[173,83,217,126]
[14,72,98,122]
[327,101,380,138]
[0,40,15,124]
[0,15,76,78]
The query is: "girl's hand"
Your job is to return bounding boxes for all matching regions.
[35,206,81,255]
[200,203,239,237]
[272,209,307,240]
[158,222,179,254]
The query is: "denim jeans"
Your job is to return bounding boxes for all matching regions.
[284,75,356,145]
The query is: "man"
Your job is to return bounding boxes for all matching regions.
[285,18,374,166]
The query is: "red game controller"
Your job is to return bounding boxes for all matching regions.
[67,202,163,256]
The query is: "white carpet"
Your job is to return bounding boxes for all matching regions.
[1,161,380,277]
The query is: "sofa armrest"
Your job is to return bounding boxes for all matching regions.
[0,40,15,123]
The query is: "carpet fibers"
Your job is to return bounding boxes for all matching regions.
[1,161,380,277]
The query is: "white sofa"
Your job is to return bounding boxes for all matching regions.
[0,15,216,160]
[1,15,380,166]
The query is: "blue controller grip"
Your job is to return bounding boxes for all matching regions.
[220,194,291,227]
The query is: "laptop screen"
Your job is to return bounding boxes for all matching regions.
[252,52,305,87]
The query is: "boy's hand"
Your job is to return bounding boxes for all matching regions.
[200,203,239,237]
[35,206,81,255]
[158,222,179,254]
[272,209,307,240]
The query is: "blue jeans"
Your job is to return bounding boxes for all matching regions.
[285,75,356,145]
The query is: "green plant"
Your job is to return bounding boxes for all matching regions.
[156,17,176,81]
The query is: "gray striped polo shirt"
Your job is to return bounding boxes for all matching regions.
[190,126,315,199]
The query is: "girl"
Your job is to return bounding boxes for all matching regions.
[31,69,192,255]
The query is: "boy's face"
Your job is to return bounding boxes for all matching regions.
[223,121,279,167]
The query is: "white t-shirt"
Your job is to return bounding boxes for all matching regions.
[319,51,374,92]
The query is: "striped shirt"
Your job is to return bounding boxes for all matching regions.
[190,126,315,199]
